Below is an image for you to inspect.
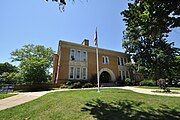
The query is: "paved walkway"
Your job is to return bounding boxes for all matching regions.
[118,86,180,97]
[0,87,179,111]
[0,91,49,111]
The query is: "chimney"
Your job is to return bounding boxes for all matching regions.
[81,39,89,46]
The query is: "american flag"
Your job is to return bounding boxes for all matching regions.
[94,28,98,47]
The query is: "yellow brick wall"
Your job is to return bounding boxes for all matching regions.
[52,40,130,83]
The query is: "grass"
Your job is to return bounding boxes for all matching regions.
[0,88,180,120]
[137,86,180,90]
[0,93,16,99]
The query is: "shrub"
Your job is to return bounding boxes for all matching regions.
[65,80,96,89]
[157,78,170,92]
[60,84,68,89]
[14,83,53,92]
[115,76,125,86]
[125,78,132,86]
[0,72,23,85]
[66,81,74,86]
[140,79,156,86]
[82,83,94,88]
[70,82,82,89]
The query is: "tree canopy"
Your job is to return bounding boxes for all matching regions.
[121,0,180,80]
[11,44,54,68]
[11,44,54,84]
[0,62,18,75]
[45,0,72,11]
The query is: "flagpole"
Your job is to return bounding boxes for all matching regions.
[96,45,100,92]
[94,27,100,92]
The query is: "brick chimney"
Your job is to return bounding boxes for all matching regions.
[81,39,89,46]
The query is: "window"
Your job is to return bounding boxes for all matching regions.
[70,49,75,61]
[119,71,122,80]
[124,58,127,64]
[121,58,124,66]
[82,51,87,61]
[76,67,81,79]
[126,71,129,78]
[106,57,109,63]
[69,67,75,79]
[76,50,81,61]
[122,71,125,80]
[103,56,109,64]
[117,57,120,65]
[103,56,105,64]
[82,67,87,79]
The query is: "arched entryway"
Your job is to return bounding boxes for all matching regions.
[99,68,116,83]
[100,71,111,83]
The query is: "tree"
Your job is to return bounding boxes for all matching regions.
[45,0,71,11]
[11,44,54,84]
[121,0,180,80]
[170,56,180,83]
[21,57,49,84]
[11,44,54,68]
[0,72,22,85]
[0,62,18,75]
[45,0,66,5]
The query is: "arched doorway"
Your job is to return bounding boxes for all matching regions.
[99,68,116,82]
[100,71,111,83]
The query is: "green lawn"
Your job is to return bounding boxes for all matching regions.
[136,86,180,90]
[0,89,180,120]
[0,93,16,99]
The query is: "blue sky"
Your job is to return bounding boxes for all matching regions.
[0,0,180,64]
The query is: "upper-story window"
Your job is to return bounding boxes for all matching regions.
[76,50,81,61]
[82,51,87,62]
[103,56,109,64]
[126,71,129,78]
[117,57,120,65]
[70,49,75,61]
[124,58,127,64]
[122,71,125,80]
[121,58,124,66]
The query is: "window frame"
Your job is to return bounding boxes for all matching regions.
[124,58,127,64]
[69,66,75,79]
[82,51,87,62]
[70,49,75,61]
[82,67,87,80]
[102,56,109,64]
[117,57,120,65]
[76,67,81,79]
[121,57,124,66]
[76,50,81,61]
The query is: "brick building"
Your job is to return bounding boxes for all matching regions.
[52,39,130,84]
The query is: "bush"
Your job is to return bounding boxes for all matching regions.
[66,81,74,86]
[82,83,94,88]
[115,76,124,86]
[70,82,82,89]
[125,78,132,86]
[60,84,68,89]
[0,72,23,85]
[140,79,156,86]
[157,78,170,92]
[14,83,53,92]
[64,80,97,89]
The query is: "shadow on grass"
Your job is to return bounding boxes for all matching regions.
[82,99,180,120]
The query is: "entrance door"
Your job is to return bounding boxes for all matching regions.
[100,71,111,83]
